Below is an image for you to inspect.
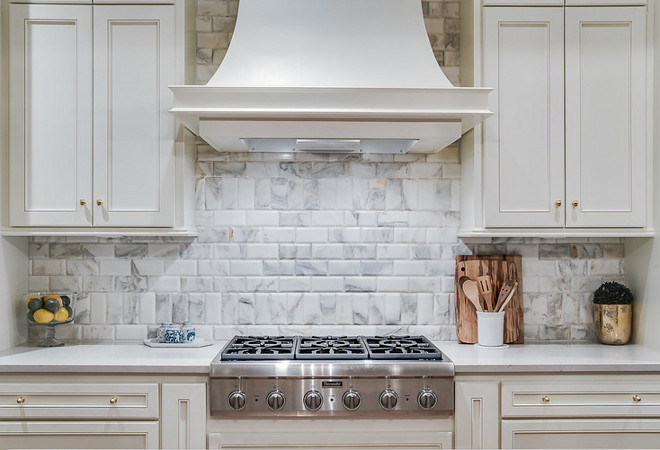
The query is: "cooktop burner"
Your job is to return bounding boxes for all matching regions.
[363,335,444,360]
[220,335,443,361]
[296,335,367,359]
[221,335,297,360]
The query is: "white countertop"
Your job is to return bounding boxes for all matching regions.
[0,342,224,374]
[0,341,659,374]
[438,342,660,373]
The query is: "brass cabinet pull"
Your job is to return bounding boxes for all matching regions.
[541,395,550,403]
[554,200,562,207]
[571,200,579,208]
[96,199,103,206]
[110,396,118,404]
[633,394,642,403]
[80,199,86,206]
[16,396,25,404]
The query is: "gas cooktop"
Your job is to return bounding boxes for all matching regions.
[210,335,454,417]
[220,335,444,361]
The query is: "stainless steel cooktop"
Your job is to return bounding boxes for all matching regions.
[210,335,454,417]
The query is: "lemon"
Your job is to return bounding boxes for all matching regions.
[25,296,43,312]
[43,293,63,307]
[33,309,54,324]
[43,298,61,313]
[53,307,69,322]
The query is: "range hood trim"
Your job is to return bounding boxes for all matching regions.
[170,85,493,152]
[170,0,493,154]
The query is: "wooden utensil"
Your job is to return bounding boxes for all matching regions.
[494,280,516,312]
[455,255,524,344]
[476,275,494,312]
[462,279,484,313]
[497,281,518,313]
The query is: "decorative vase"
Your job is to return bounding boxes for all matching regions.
[594,304,632,345]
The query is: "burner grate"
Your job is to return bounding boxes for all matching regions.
[363,335,443,360]
[296,335,368,360]
[221,335,297,360]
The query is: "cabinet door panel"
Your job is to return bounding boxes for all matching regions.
[565,7,647,227]
[502,419,660,449]
[9,5,93,227]
[455,381,499,449]
[483,7,565,227]
[0,421,158,449]
[161,383,207,449]
[93,5,175,227]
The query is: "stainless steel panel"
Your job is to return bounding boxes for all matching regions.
[210,376,453,417]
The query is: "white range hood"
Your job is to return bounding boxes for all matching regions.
[170,0,492,154]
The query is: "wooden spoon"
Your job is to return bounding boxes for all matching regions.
[462,279,484,313]
[476,275,494,312]
[497,281,518,313]
[494,280,516,312]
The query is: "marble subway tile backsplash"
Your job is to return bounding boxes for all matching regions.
[27,150,624,342]
[27,0,624,342]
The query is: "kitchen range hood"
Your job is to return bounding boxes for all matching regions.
[170,0,491,154]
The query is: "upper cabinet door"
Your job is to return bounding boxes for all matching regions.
[483,7,565,228]
[93,5,176,227]
[565,7,647,227]
[9,4,93,227]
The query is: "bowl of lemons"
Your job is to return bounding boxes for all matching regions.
[25,292,75,347]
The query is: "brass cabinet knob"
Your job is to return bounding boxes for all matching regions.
[16,396,25,404]
[554,200,562,207]
[541,395,550,403]
[96,199,103,206]
[571,200,579,208]
[633,394,642,403]
[110,396,118,404]
[80,199,86,206]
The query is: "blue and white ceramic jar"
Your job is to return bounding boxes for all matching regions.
[163,324,183,344]
[182,322,196,342]
[157,322,173,343]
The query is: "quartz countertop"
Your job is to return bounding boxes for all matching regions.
[437,341,660,373]
[0,341,659,374]
[0,342,224,374]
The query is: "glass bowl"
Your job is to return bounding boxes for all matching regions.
[25,292,76,347]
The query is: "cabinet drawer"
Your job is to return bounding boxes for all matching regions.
[501,419,660,449]
[502,380,660,417]
[0,383,158,419]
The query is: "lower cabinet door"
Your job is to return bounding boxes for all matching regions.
[502,419,660,449]
[0,421,159,449]
[161,383,207,449]
[208,432,453,449]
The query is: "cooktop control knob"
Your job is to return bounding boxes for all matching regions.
[417,389,437,410]
[266,390,286,411]
[303,390,323,411]
[228,390,247,411]
[379,389,398,410]
[342,389,361,410]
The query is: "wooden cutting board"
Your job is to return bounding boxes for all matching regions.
[455,255,524,344]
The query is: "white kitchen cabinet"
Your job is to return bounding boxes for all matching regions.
[454,380,500,449]
[207,419,453,449]
[5,0,195,236]
[455,374,660,449]
[208,430,453,449]
[92,5,176,228]
[501,419,660,449]
[482,6,565,228]
[0,421,159,449]
[161,383,207,449]
[459,0,653,237]
[564,6,647,227]
[8,4,93,227]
